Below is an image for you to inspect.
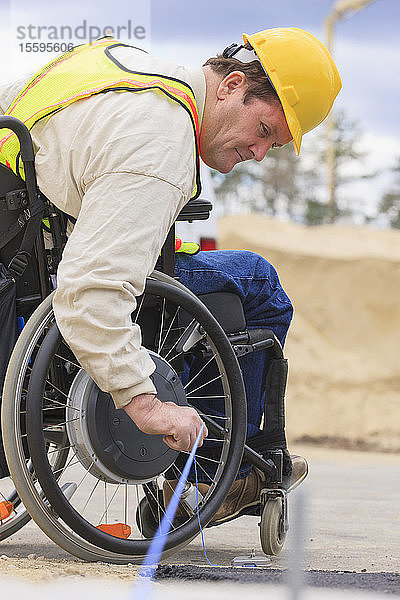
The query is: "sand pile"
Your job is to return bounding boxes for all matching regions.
[218,215,400,452]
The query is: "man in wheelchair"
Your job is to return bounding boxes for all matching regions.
[0,29,341,529]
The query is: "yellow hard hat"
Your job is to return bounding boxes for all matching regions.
[242,28,342,154]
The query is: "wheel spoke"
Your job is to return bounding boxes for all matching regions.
[47,444,73,455]
[144,481,170,529]
[133,294,145,324]
[81,478,101,515]
[156,478,161,527]
[162,479,183,528]
[159,306,181,354]
[44,379,73,403]
[199,414,229,420]
[68,461,94,495]
[157,297,166,354]
[43,416,80,430]
[52,454,81,478]
[193,457,217,486]
[187,397,228,401]
[124,483,128,525]
[179,451,222,466]
[161,349,183,366]
[163,318,196,360]
[20,404,71,414]
[183,354,217,391]
[185,374,223,397]
[136,485,144,539]
[43,396,81,413]
[98,482,120,525]
[53,353,81,371]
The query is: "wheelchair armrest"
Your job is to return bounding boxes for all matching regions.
[198,292,246,334]
[176,198,213,222]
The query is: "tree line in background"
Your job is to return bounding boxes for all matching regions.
[211,110,400,229]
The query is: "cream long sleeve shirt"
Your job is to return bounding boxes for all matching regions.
[0,45,206,409]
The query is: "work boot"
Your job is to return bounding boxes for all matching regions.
[163,467,266,526]
[163,455,309,527]
[282,455,308,492]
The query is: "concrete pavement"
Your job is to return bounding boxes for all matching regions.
[163,444,400,572]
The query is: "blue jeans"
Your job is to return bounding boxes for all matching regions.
[173,250,293,481]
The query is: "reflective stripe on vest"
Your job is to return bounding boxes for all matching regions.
[0,37,201,199]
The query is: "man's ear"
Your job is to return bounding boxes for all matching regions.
[217,71,247,100]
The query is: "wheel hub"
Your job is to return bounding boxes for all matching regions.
[66,351,187,484]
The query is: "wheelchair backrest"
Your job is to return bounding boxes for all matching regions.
[0,164,42,317]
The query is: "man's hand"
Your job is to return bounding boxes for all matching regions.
[123,393,208,452]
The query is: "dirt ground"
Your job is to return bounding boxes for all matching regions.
[218,215,400,453]
[0,554,140,581]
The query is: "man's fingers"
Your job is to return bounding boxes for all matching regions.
[197,423,208,447]
[163,434,191,453]
[197,431,204,448]
[163,422,207,452]
[163,435,181,451]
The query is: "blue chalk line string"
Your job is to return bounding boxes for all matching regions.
[133,422,220,598]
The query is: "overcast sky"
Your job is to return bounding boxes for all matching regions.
[150,0,400,217]
[0,0,399,215]
[151,0,400,142]
[1,0,398,139]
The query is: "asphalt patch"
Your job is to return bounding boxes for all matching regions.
[155,565,400,595]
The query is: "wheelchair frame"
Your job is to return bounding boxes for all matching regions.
[0,116,289,560]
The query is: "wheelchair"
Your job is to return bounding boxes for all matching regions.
[0,116,291,562]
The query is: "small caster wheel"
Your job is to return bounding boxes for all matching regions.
[260,497,286,556]
[136,492,163,539]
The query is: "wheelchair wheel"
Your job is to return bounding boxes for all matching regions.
[2,272,246,562]
[0,448,69,541]
[259,497,286,556]
[1,369,70,543]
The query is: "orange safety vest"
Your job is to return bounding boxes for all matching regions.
[0,37,201,199]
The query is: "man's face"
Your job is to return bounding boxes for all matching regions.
[200,71,292,173]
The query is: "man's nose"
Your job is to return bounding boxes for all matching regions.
[250,140,272,162]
